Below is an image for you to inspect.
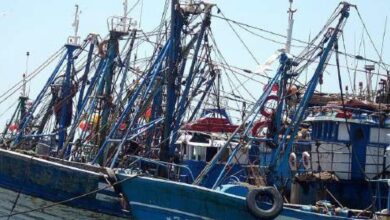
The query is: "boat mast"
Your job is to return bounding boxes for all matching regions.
[123,0,128,24]
[20,51,30,119]
[21,52,29,98]
[285,0,296,53]
[58,5,82,152]
[160,0,183,162]
[92,0,133,163]
[364,64,375,101]
[73,5,80,43]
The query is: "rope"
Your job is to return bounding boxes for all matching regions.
[6,157,33,220]
[355,8,389,71]
[215,7,261,67]
[0,48,65,106]
[212,8,390,68]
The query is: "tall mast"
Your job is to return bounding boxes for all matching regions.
[21,51,30,98]
[123,0,128,19]
[122,0,129,33]
[69,4,81,45]
[285,0,296,53]
[365,64,375,101]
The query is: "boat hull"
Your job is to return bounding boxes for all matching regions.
[116,174,355,220]
[0,149,129,219]
[0,186,120,219]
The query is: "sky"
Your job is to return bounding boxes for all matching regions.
[0,0,389,125]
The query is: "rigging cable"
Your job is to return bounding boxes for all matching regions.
[215,6,261,67]
[355,7,389,71]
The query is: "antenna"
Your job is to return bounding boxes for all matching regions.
[364,64,375,101]
[123,0,128,19]
[68,4,81,45]
[121,0,130,32]
[285,0,296,53]
[21,51,30,97]
[73,4,80,38]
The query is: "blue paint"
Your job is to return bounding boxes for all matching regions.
[14,51,68,145]
[216,184,249,197]
[169,9,211,155]
[269,4,350,188]
[0,149,130,218]
[92,39,172,164]
[116,173,356,220]
[350,124,369,180]
[59,44,78,153]
[180,160,245,188]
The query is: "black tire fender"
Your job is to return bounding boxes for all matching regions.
[246,187,283,219]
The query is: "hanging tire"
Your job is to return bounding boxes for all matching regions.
[246,187,283,219]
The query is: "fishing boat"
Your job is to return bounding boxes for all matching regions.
[0,148,130,219]
[1,0,390,219]
[0,3,138,219]
[111,1,390,219]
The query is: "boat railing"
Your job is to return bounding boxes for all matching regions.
[67,36,81,46]
[107,16,135,33]
[126,155,195,182]
[308,105,376,114]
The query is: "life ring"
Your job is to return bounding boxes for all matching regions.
[8,123,18,132]
[289,152,297,171]
[246,187,283,219]
[302,151,311,170]
[260,95,278,117]
[263,83,279,93]
[251,120,269,137]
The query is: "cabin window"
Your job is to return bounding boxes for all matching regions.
[206,147,218,162]
[190,133,209,143]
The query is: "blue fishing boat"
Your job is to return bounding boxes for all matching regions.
[0,3,138,219]
[114,2,390,219]
[0,148,130,219]
[116,171,376,219]
[1,0,390,219]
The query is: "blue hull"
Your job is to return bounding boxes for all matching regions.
[0,149,130,218]
[116,173,355,220]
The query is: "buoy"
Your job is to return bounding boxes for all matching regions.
[119,122,127,131]
[289,152,297,171]
[8,123,18,132]
[144,107,152,122]
[302,151,311,170]
[79,120,90,131]
[90,113,101,126]
[263,83,279,92]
